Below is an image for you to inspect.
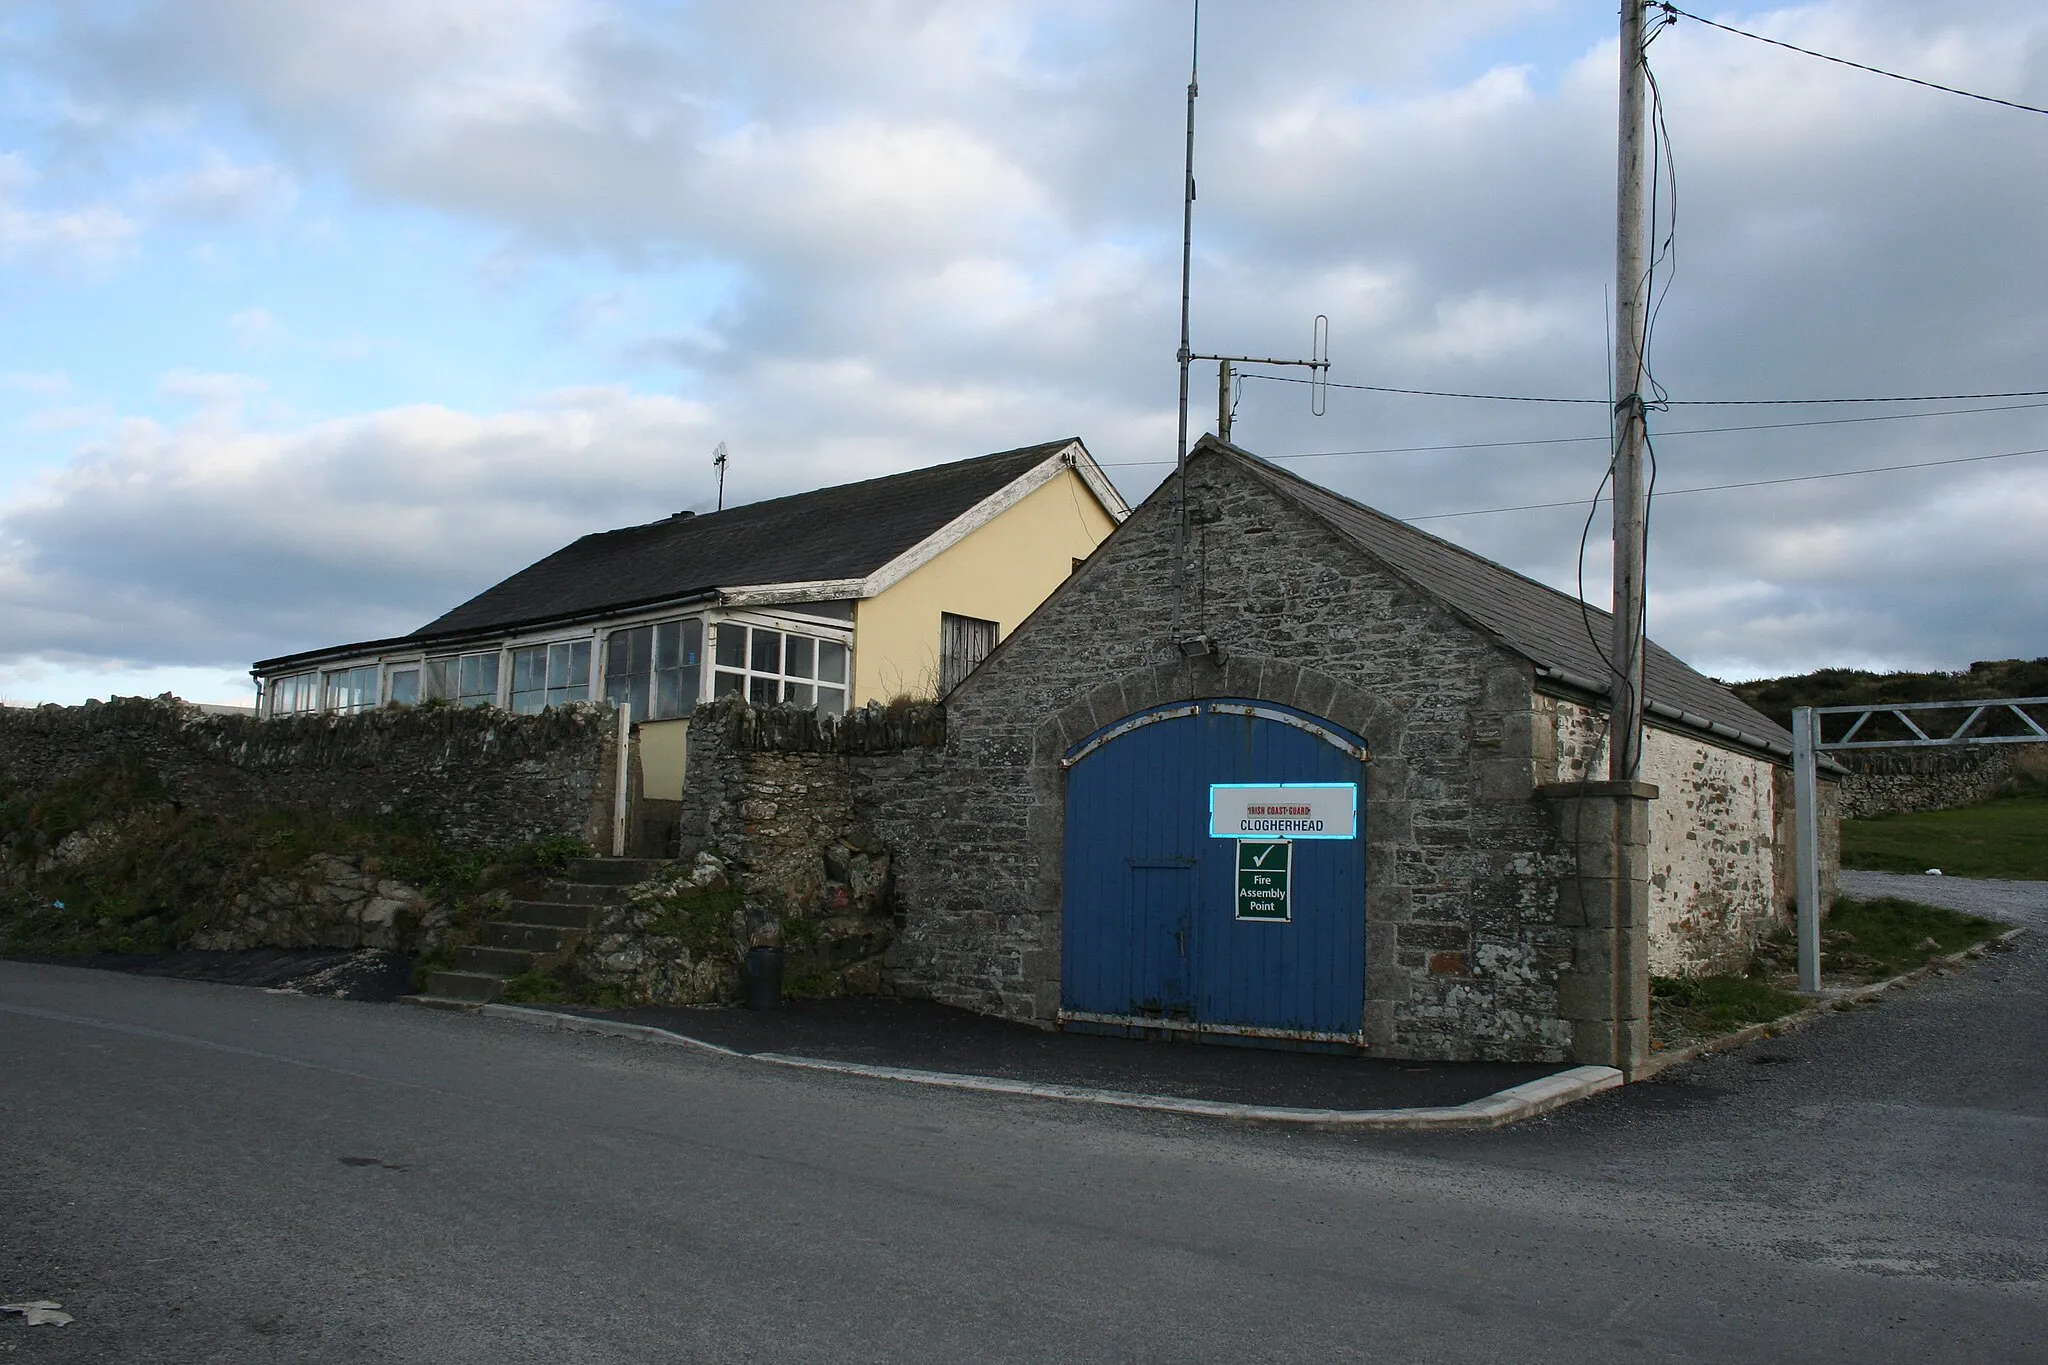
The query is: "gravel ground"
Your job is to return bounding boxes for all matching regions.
[1840,870,2048,929]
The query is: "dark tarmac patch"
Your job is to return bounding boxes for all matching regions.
[527,996,1568,1111]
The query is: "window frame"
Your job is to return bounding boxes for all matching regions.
[709,616,850,715]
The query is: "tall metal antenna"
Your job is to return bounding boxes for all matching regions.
[712,441,729,511]
[1174,0,1200,587]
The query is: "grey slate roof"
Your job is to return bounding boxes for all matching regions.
[410,439,1078,640]
[1207,438,1795,755]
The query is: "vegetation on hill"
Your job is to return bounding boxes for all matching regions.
[1725,657,2048,732]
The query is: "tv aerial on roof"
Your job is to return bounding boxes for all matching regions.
[712,441,729,511]
[1173,0,1331,464]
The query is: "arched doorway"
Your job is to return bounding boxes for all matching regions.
[1060,698,1368,1046]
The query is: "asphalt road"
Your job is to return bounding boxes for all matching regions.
[3,887,2045,1362]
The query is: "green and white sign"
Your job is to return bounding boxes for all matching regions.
[1235,840,1291,922]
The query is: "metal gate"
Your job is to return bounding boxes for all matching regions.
[1059,698,1368,1046]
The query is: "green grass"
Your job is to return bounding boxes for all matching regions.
[1820,895,2006,979]
[1653,894,2008,1050]
[1651,974,1808,1037]
[1841,792,2048,880]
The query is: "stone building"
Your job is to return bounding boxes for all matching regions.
[832,437,1840,1072]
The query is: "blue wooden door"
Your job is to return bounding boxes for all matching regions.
[1062,700,1367,1041]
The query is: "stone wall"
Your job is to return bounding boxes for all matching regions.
[674,698,939,992]
[1535,693,1835,977]
[0,695,622,851]
[1836,745,2022,818]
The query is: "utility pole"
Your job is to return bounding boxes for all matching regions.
[1609,0,1650,782]
[1217,359,1233,443]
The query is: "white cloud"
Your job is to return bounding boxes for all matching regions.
[227,306,281,347]
[4,0,2047,682]
[0,153,137,268]
[135,148,298,222]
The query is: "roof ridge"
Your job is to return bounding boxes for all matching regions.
[595,437,1083,537]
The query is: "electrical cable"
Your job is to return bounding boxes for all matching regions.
[1656,2,2048,118]
[1240,371,2048,406]
[1095,397,2048,467]
[1402,442,2048,522]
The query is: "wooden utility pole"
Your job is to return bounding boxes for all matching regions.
[1610,0,1650,782]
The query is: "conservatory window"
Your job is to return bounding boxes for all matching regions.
[604,618,703,721]
[711,623,847,715]
[510,640,591,714]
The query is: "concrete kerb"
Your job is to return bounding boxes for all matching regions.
[469,1001,1623,1130]
[1636,925,2028,1079]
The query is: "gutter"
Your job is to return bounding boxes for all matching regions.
[1534,664,1847,776]
[251,589,723,676]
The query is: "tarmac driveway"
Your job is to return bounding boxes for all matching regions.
[2,878,2043,1361]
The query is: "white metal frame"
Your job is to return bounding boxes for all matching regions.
[1793,695,2048,991]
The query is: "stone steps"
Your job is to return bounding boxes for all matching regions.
[407,857,671,1011]
[456,944,538,977]
[503,899,602,929]
[479,921,586,953]
[423,969,508,1002]
[565,856,673,886]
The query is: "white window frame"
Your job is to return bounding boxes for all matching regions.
[505,630,597,714]
[708,611,851,715]
[600,615,706,722]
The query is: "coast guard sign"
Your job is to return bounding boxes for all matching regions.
[1209,782,1358,841]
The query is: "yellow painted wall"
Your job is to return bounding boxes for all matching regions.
[852,467,1118,704]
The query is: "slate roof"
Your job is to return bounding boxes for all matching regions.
[1209,439,1795,756]
[409,439,1080,641]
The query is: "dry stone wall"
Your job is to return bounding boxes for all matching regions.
[674,698,934,994]
[1835,746,2025,817]
[0,695,620,850]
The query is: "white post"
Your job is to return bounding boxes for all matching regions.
[612,701,632,859]
[1793,707,1822,993]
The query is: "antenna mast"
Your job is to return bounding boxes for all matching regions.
[712,441,728,512]
[1174,0,1200,574]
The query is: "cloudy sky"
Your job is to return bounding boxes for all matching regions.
[2,0,2044,706]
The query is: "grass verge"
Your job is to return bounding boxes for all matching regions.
[1652,894,2010,1052]
[1841,792,2048,880]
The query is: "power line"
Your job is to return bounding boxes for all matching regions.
[1657,3,2048,119]
[1403,443,2048,523]
[1243,370,2048,407]
[1094,398,2048,468]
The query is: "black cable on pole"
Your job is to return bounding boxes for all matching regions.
[1657,2,2048,118]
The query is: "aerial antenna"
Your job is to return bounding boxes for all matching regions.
[1172,3,1330,487]
[712,441,728,511]
[1173,0,1200,582]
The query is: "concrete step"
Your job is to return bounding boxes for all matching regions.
[456,944,538,976]
[480,922,586,954]
[564,857,674,886]
[538,880,634,907]
[501,900,599,930]
[425,970,505,1003]
[402,994,479,1012]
